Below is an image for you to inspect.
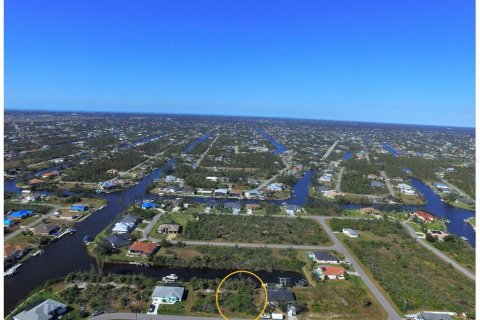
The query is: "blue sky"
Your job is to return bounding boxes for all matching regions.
[5,0,475,127]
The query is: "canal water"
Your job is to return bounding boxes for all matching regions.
[256,129,287,154]
[382,142,399,156]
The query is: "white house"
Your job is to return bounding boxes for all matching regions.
[14,299,68,320]
[343,228,359,238]
[151,286,185,304]
[284,205,301,216]
[112,222,131,234]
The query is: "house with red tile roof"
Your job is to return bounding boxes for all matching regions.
[412,210,436,223]
[127,241,159,257]
[315,266,346,280]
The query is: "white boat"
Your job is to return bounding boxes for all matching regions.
[162,274,178,282]
[4,263,22,277]
[99,205,106,210]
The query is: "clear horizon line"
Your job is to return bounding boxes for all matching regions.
[4,107,475,129]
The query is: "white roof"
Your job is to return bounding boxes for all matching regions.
[151,286,185,299]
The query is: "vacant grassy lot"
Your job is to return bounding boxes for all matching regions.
[293,277,386,320]
[152,245,306,272]
[431,236,475,272]
[184,214,330,245]
[329,218,475,315]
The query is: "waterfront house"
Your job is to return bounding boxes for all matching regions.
[69,204,89,212]
[151,286,185,304]
[127,241,159,257]
[28,178,45,186]
[4,244,30,259]
[359,207,382,217]
[98,180,116,190]
[13,299,68,320]
[309,251,340,264]
[32,223,60,236]
[342,228,359,238]
[455,198,474,205]
[58,211,81,220]
[213,188,228,196]
[8,210,34,220]
[267,183,284,192]
[318,175,333,183]
[112,222,132,234]
[196,188,213,196]
[284,205,301,216]
[267,289,296,306]
[102,234,132,249]
[229,189,243,198]
[224,202,241,214]
[182,186,196,196]
[315,266,346,279]
[245,204,261,211]
[157,224,182,234]
[164,175,177,183]
[412,210,436,223]
[245,189,262,199]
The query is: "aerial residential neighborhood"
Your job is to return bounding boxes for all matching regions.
[3,0,476,320]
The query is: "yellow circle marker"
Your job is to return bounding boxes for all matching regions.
[215,270,268,320]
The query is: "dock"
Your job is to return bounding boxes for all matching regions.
[4,264,23,277]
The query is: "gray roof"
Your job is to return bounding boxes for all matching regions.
[419,312,453,320]
[120,215,140,225]
[102,234,132,248]
[33,224,59,234]
[267,289,295,303]
[14,299,67,320]
[151,286,185,299]
[313,251,339,262]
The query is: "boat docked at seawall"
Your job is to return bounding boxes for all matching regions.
[4,264,22,278]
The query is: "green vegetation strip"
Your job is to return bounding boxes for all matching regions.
[184,214,331,245]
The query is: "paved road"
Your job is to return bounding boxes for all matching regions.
[313,216,402,320]
[5,204,61,241]
[335,167,345,192]
[380,170,395,197]
[149,237,334,250]
[401,221,475,280]
[256,166,289,190]
[321,140,339,160]
[92,313,232,320]
[196,134,219,167]
[143,213,164,239]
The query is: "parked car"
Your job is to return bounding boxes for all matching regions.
[91,310,103,317]
[149,304,155,313]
